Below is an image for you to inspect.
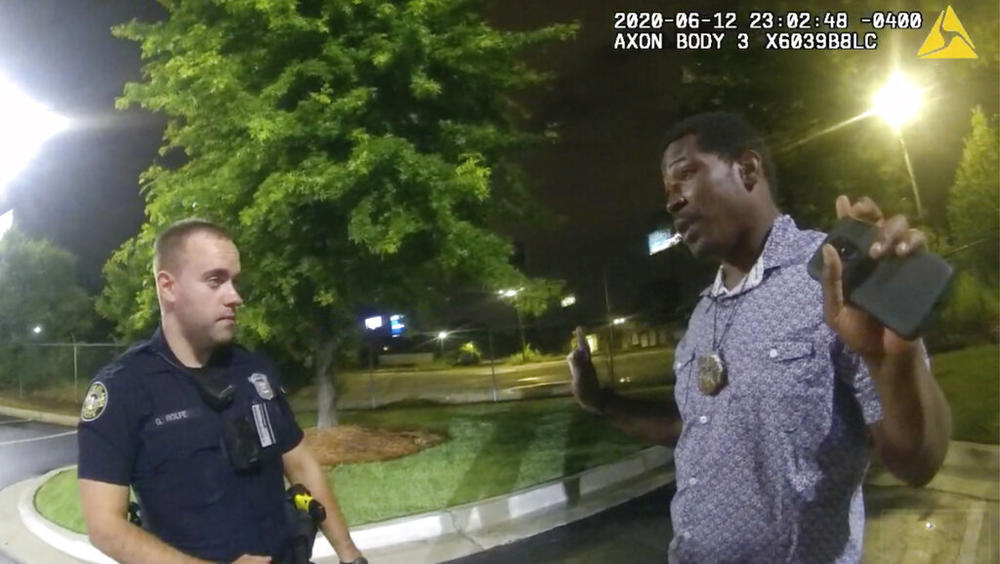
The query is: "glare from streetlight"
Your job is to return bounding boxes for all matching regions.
[0,73,69,201]
[872,72,922,130]
[437,331,448,340]
[32,325,43,335]
[0,209,12,242]
[498,288,521,299]
[612,317,626,325]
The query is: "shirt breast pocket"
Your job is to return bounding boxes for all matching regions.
[145,419,227,508]
[764,339,815,379]
[729,340,823,433]
[764,339,835,442]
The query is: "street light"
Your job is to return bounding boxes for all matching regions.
[437,331,448,355]
[32,324,42,335]
[0,73,69,213]
[0,209,12,242]
[872,71,922,131]
[871,71,925,218]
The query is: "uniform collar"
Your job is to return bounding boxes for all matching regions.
[149,325,235,369]
[701,214,800,298]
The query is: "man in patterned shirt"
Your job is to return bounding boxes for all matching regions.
[568,112,952,563]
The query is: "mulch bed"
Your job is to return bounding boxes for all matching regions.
[303,425,446,465]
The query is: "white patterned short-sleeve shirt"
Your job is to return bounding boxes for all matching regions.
[668,214,883,564]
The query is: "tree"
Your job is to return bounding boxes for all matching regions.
[0,229,95,343]
[946,107,999,285]
[101,0,573,426]
[0,229,96,391]
[939,107,1000,342]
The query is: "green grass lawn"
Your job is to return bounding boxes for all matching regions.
[931,343,999,444]
[34,469,86,533]
[36,394,660,534]
[29,344,1000,535]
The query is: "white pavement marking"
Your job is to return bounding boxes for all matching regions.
[0,430,76,447]
[956,500,986,564]
[0,419,31,425]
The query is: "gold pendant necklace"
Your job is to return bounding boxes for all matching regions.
[698,271,750,396]
[697,352,727,396]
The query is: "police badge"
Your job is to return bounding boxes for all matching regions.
[81,381,108,421]
[249,373,275,400]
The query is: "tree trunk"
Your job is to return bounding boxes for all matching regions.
[315,332,338,428]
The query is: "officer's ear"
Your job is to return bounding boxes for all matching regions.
[737,150,762,191]
[156,270,178,303]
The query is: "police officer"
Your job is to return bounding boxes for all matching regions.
[78,219,366,564]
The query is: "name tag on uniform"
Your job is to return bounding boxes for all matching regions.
[147,407,205,431]
[251,403,276,448]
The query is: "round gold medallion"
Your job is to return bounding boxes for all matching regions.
[697,353,727,396]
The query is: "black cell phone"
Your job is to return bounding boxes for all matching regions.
[807,218,954,341]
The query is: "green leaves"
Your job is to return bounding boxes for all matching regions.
[947,107,1000,284]
[101,0,575,392]
[0,231,97,342]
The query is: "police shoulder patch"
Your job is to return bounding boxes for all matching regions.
[80,381,109,422]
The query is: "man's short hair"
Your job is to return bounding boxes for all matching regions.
[660,111,778,194]
[153,218,233,274]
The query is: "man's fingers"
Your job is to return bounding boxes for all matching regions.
[871,214,910,258]
[821,244,845,327]
[835,195,851,219]
[850,196,884,225]
[897,228,927,255]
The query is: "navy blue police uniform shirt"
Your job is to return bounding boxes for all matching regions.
[77,327,305,562]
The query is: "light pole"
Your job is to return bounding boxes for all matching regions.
[872,71,924,218]
[602,267,617,383]
[486,326,498,401]
[498,288,527,362]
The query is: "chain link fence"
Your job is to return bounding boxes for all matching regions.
[0,331,678,413]
[0,342,128,408]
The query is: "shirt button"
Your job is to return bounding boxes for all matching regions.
[768,348,778,359]
[699,415,709,424]
[688,477,698,486]
[682,531,692,540]
[674,362,682,371]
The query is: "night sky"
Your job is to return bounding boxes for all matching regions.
[1,0,997,326]
[0,0,164,288]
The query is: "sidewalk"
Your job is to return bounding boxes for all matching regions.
[0,446,674,564]
[863,441,999,564]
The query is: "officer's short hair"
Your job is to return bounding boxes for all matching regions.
[660,111,778,196]
[153,218,234,274]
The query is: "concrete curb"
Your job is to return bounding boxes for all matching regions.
[17,470,112,564]
[19,447,673,563]
[0,405,78,427]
